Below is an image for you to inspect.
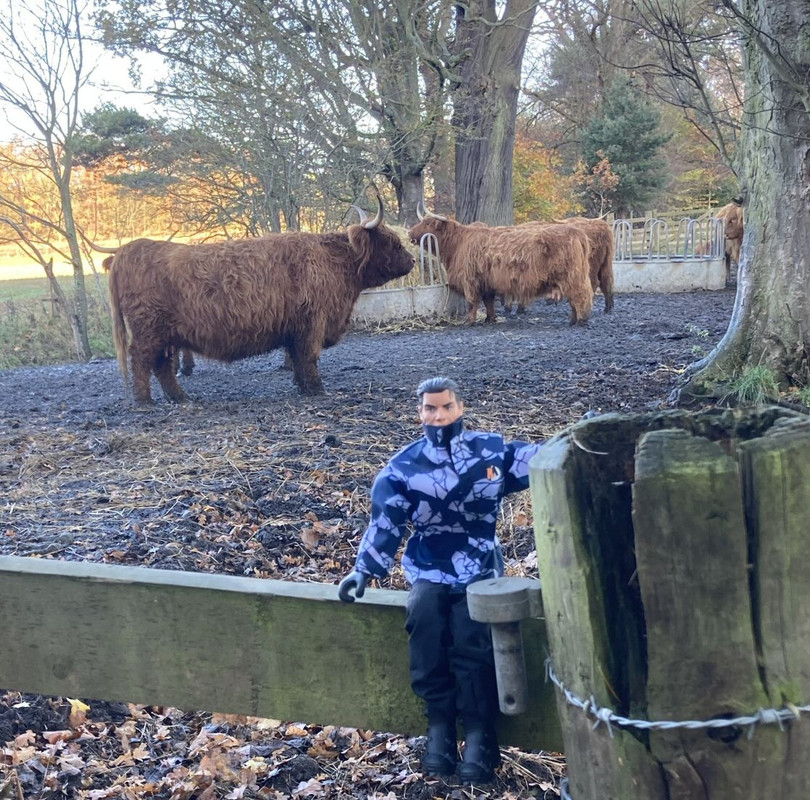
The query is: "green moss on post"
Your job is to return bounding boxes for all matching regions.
[530,408,810,799]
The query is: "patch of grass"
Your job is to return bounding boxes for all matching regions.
[685,323,709,339]
[729,365,780,407]
[0,293,114,368]
[685,323,711,359]
[0,276,60,303]
[0,272,114,368]
[797,386,810,408]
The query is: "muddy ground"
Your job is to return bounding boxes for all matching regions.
[0,289,735,799]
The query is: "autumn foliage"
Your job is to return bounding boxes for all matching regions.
[512,134,580,223]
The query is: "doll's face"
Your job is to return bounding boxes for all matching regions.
[418,390,464,427]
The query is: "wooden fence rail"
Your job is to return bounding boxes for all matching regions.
[0,556,562,751]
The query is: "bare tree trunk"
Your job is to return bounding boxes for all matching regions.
[452,0,538,225]
[430,121,455,216]
[676,0,810,402]
[398,173,424,228]
[57,165,92,361]
[42,258,84,359]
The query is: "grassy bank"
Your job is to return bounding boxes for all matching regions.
[0,274,114,369]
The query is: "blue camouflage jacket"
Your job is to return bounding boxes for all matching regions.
[354,418,544,590]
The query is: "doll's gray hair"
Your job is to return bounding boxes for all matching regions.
[416,376,462,403]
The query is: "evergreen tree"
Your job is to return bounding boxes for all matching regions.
[74,104,156,168]
[580,76,671,216]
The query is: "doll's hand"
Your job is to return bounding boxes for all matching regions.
[338,570,368,603]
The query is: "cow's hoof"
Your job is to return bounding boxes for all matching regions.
[298,384,325,396]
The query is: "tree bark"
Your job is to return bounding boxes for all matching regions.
[675,0,810,401]
[41,258,84,356]
[452,0,538,225]
[57,154,92,361]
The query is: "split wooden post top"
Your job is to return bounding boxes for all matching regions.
[529,407,810,800]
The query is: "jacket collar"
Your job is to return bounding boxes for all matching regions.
[422,417,465,450]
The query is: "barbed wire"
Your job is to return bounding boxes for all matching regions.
[546,658,809,739]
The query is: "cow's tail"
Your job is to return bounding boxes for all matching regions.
[107,259,131,397]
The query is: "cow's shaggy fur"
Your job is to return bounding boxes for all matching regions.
[553,217,615,312]
[715,202,743,283]
[409,217,594,324]
[105,223,414,403]
[496,217,614,316]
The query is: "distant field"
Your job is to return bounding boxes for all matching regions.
[0,272,109,302]
[0,243,110,303]
[0,246,116,279]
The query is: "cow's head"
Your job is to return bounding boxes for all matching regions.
[348,195,414,287]
[408,201,450,245]
[724,209,743,240]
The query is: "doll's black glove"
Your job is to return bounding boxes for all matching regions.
[338,570,368,603]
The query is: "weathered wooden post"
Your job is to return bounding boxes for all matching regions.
[530,407,810,799]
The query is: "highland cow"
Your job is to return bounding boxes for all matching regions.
[105,198,414,403]
[552,217,615,312]
[409,208,593,325]
[715,201,744,283]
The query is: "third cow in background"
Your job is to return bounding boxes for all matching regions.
[714,201,744,284]
[552,217,615,313]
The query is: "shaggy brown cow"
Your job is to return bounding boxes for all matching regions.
[503,217,615,314]
[105,199,414,403]
[410,208,593,325]
[101,260,198,378]
[715,201,743,283]
[552,217,615,312]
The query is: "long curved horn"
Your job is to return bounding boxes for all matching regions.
[351,205,370,226]
[363,194,383,229]
[417,200,447,222]
[416,200,425,221]
[75,222,120,253]
[87,241,120,253]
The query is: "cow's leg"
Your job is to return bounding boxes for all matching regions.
[280,348,294,371]
[567,284,594,326]
[154,350,190,403]
[482,293,497,323]
[129,342,155,405]
[594,264,613,314]
[466,298,479,325]
[599,267,614,313]
[287,339,325,395]
[179,349,195,376]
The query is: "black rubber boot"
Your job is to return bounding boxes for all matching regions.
[421,722,457,777]
[458,727,500,784]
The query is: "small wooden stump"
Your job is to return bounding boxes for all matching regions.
[530,407,810,799]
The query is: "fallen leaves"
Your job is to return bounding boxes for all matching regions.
[0,694,565,798]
